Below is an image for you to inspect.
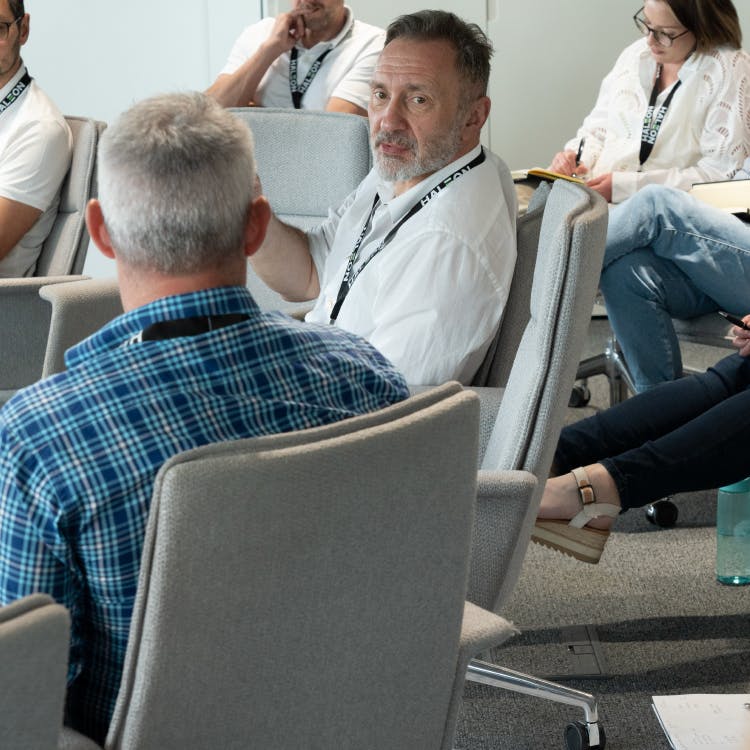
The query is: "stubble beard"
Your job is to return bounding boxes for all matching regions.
[372,118,465,185]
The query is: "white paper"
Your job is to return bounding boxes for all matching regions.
[652,694,750,750]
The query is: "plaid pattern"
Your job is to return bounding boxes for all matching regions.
[0,286,408,742]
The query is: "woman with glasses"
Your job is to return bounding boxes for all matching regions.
[549,0,749,204]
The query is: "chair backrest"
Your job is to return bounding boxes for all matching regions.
[36,116,105,277]
[0,275,88,400]
[106,388,479,750]
[229,107,371,314]
[470,181,608,611]
[0,594,71,750]
[471,182,550,388]
[39,277,122,378]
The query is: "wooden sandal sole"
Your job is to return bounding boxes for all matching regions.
[531,519,610,565]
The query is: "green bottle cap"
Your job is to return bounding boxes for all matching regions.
[719,477,750,493]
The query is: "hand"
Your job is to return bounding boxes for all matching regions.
[549,150,578,176]
[266,9,306,55]
[731,314,750,357]
[586,173,612,202]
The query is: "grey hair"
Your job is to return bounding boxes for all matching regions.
[385,10,493,98]
[97,92,256,274]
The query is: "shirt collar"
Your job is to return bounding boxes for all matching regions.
[376,144,483,221]
[637,38,701,91]
[294,5,354,54]
[66,286,261,369]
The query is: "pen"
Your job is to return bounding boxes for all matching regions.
[718,310,750,331]
[575,137,586,167]
[572,137,586,178]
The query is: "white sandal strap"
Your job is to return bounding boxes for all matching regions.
[570,502,621,529]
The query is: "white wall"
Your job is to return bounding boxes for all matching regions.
[23,0,262,276]
[21,1,750,276]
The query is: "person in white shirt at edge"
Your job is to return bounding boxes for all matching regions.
[0,0,72,277]
[549,0,750,204]
[206,0,383,116]
[249,10,517,386]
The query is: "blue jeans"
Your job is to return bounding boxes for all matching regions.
[555,354,750,510]
[599,185,750,392]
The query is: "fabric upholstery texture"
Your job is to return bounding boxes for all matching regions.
[102,389,494,750]
[36,116,105,277]
[470,181,609,612]
[0,594,70,750]
[39,278,122,377]
[229,107,371,314]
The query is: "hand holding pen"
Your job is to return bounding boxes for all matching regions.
[720,310,750,357]
[571,137,586,178]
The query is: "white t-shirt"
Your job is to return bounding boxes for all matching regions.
[219,7,384,111]
[0,65,72,277]
[306,146,518,386]
[565,39,750,203]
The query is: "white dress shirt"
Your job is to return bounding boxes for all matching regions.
[219,7,384,111]
[565,39,750,203]
[305,146,517,385]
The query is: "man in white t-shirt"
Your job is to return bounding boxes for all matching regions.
[0,0,72,277]
[206,0,383,116]
[249,10,517,385]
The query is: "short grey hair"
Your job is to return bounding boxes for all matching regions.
[385,10,493,98]
[97,92,256,274]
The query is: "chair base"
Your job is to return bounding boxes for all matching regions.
[466,658,605,748]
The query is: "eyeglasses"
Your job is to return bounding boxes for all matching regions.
[633,8,690,48]
[0,16,21,42]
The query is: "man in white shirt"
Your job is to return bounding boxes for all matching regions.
[206,0,383,116]
[0,0,72,277]
[250,10,517,385]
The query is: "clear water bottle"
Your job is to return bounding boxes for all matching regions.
[716,478,750,586]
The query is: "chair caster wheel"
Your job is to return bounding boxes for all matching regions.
[569,384,591,408]
[645,498,678,528]
[564,721,606,749]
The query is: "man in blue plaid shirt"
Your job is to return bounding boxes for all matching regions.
[0,92,408,743]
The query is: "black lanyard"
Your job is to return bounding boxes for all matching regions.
[129,314,249,344]
[329,148,487,323]
[640,65,681,166]
[0,70,31,115]
[289,47,332,109]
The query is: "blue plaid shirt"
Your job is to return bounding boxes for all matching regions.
[0,285,408,742]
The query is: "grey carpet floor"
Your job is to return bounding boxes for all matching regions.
[455,328,750,750]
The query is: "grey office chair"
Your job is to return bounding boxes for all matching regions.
[0,594,71,750]
[0,116,105,401]
[229,107,372,314]
[61,386,525,749]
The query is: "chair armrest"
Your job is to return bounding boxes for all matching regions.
[39,278,122,377]
[468,469,538,612]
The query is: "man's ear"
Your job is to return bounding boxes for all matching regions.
[85,199,116,259]
[243,195,271,258]
[18,14,29,45]
[464,95,491,132]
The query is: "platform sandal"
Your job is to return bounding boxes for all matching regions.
[531,466,621,564]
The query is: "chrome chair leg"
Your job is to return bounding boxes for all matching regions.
[466,658,605,748]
